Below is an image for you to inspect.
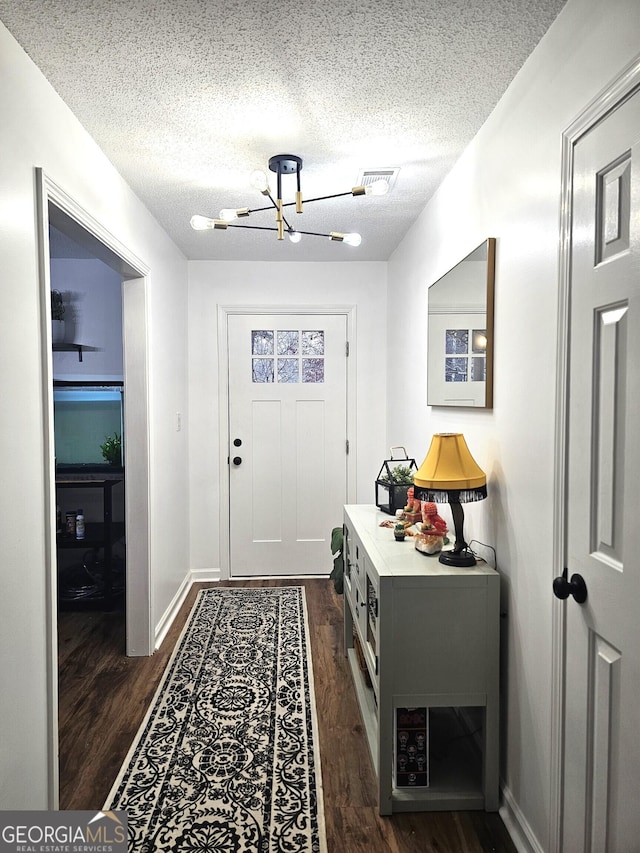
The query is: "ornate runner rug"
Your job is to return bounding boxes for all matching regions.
[105,586,326,852]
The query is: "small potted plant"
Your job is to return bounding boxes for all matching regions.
[51,290,65,343]
[100,432,122,467]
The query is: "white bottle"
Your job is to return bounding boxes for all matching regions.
[75,508,85,540]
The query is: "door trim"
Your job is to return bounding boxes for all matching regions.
[36,170,153,806]
[552,54,640,852]
[217,304,357,579]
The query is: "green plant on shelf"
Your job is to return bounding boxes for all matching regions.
[100,432,122,466]
[51,290,65,320]
[378,464,415,485]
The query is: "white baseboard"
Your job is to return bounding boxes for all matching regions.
[154,568,222,650]
[499,782,544,853]
[190,567,222,584]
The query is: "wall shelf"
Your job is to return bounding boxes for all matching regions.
[53,343,84,361]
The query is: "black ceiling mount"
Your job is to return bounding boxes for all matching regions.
[268,154,302,174]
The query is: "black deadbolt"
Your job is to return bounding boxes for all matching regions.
[233,438,242,447]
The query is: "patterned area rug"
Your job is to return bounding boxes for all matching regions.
[105,586,326,852]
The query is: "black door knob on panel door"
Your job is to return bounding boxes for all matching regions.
[232,456,242,466]
[553,567,588,604]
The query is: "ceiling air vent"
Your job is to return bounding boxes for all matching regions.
[356,167,400,193]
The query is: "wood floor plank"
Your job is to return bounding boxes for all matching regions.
[58,579,516,852]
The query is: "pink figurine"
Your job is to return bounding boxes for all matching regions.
[415,502,448,555]
[421,502,448,536]
[403,486,422,523]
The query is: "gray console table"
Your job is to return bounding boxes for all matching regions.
[343,504,500,815]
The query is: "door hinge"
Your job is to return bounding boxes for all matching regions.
[346,439,350,455]
[346,341,350,357]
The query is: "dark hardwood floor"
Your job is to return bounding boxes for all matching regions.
[58,579,516,852]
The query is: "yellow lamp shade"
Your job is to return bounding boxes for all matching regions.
[414,433,486,491]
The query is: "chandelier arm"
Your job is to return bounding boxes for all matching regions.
[260,189,279,211]
[244,206,295,231]
[255,189,294,233]
[227,224,334,238]
[293,229,334,237]
[248,203,278,214]
[227,224,280,232]
[285,191,353,206]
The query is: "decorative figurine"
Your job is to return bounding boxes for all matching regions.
[414,502,449,555]
[402,486,422,524]
[394,521,407,541]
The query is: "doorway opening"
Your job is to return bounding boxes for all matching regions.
[37,171,152,807]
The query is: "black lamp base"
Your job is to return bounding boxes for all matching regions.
[438,548,477,568]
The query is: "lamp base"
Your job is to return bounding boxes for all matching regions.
[438,549,477,568]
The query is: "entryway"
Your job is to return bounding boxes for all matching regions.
[220,308,356,578]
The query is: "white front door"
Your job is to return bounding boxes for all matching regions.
[227,313,348,577]
[562,87,640,851]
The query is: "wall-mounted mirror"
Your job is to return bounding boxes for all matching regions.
[427,238,495,408]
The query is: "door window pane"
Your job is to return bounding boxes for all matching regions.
[302,330,324,356]
[446,329,468,354]
[445,357,468,382]
[303,358,324,383]
[472,329,487,353]
[252,358,274,383]
[471,357,486,382]
[277,331,299,355]
[252,330,274,355]
[278,358,299,383]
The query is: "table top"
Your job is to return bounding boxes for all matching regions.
[344,504,498,580]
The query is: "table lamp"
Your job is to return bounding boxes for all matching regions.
[413,433,487,567]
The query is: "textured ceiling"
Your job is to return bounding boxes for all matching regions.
[1,0,567,262]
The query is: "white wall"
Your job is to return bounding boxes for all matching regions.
[50,258,123,380]
[0,22,189,808]
[386,0,640,849]
[187,261,387,575]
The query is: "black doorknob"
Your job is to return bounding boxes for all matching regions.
[232,456,242,466]
[553,567,588,604]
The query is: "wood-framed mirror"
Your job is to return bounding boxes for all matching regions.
[427,238,496,408]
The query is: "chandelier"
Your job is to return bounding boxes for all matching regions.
[190,154,389,246]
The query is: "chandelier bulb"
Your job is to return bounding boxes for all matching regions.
[219,208,238,222]
[342,232,362,246]
[190,215,217,231]
[365,179,389,196]
[288,230,302,243]
[250,170,269,193]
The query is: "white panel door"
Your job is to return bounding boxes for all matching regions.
[562,89,640,851]
[227,313,348,576]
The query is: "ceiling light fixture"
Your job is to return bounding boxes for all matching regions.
[190,154,388,246]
